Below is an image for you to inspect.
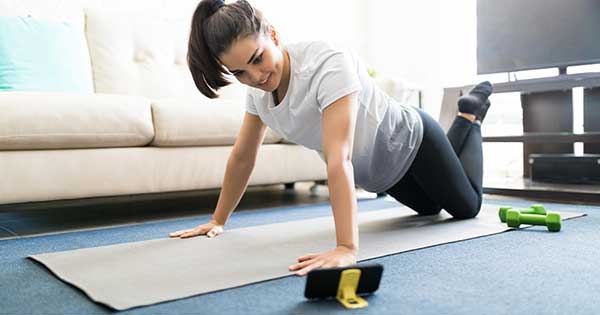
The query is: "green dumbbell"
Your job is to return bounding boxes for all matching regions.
[506,210,561,232]
[498,205,547,223]
[529,204,547,215]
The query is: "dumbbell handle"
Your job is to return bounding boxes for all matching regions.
[514,213,550,225]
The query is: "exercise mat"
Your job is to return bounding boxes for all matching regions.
[29,204,583,310]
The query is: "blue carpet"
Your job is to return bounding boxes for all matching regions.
[0,196,598,315]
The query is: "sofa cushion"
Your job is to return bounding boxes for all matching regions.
[84,7,248,101]
[151,99,283,147]
[0,92,154,150]
[0,145,327,204]
[0,15,94,93]
[84,8,183,97]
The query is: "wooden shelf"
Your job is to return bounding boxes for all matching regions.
[484,176,600,204]
[488,72,600,94]
[483,132,600,143]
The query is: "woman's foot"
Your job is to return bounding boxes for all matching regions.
[458,81,493,123]
[457,112,478,123]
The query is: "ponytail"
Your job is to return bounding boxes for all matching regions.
[188,0,269,98]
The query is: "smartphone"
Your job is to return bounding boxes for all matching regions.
[304,263,383,299]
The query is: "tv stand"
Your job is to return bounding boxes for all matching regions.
[558,66,567,76]
[486,72,600,174]
[441,72,600,199]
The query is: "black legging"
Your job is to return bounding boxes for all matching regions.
[386,109,483,219]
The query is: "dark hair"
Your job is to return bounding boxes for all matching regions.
[188,0,269,98]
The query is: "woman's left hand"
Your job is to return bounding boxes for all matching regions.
[289,245,357,276]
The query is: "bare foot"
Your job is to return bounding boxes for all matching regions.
[457,112,477,122]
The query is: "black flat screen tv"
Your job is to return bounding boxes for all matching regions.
[477,0,600,74]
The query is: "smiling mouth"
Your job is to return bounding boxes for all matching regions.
[258,73,271,86]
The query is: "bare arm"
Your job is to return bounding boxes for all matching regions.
[321,93,360,252]
[288,93,359,275]
[211,112,268,225]
[170,112,267,238]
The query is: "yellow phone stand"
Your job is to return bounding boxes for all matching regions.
[336,269,368,309]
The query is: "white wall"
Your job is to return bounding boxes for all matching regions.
[256,0,454,116]
[364,0,443,115]
[252,0,368,59]
[2,0,474,116]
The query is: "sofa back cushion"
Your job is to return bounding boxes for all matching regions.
[84,7,247,101]
[0,15,94,93]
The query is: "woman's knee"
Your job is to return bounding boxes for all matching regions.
[415,206,443,216]
[445,198,481,219]
[451,207,480,219]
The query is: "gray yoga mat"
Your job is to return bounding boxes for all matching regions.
[29,205,583,310]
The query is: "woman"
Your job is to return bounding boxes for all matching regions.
[170,0,493,276]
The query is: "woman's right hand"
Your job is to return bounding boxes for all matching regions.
[169,219,224,239]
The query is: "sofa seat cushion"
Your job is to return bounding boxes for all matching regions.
[151,98,283,147]
[0,92,154,150]
[0,145,327,204]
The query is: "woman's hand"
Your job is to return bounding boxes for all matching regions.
[169,219,224,239]
[289,245,357,276]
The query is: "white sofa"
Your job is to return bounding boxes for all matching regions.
[0,1,419,206]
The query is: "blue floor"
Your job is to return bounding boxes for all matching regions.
[1,196,599,314]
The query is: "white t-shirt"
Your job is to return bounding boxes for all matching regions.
[246,41,423,192]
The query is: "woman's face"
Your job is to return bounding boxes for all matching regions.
[219,31,285,92]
